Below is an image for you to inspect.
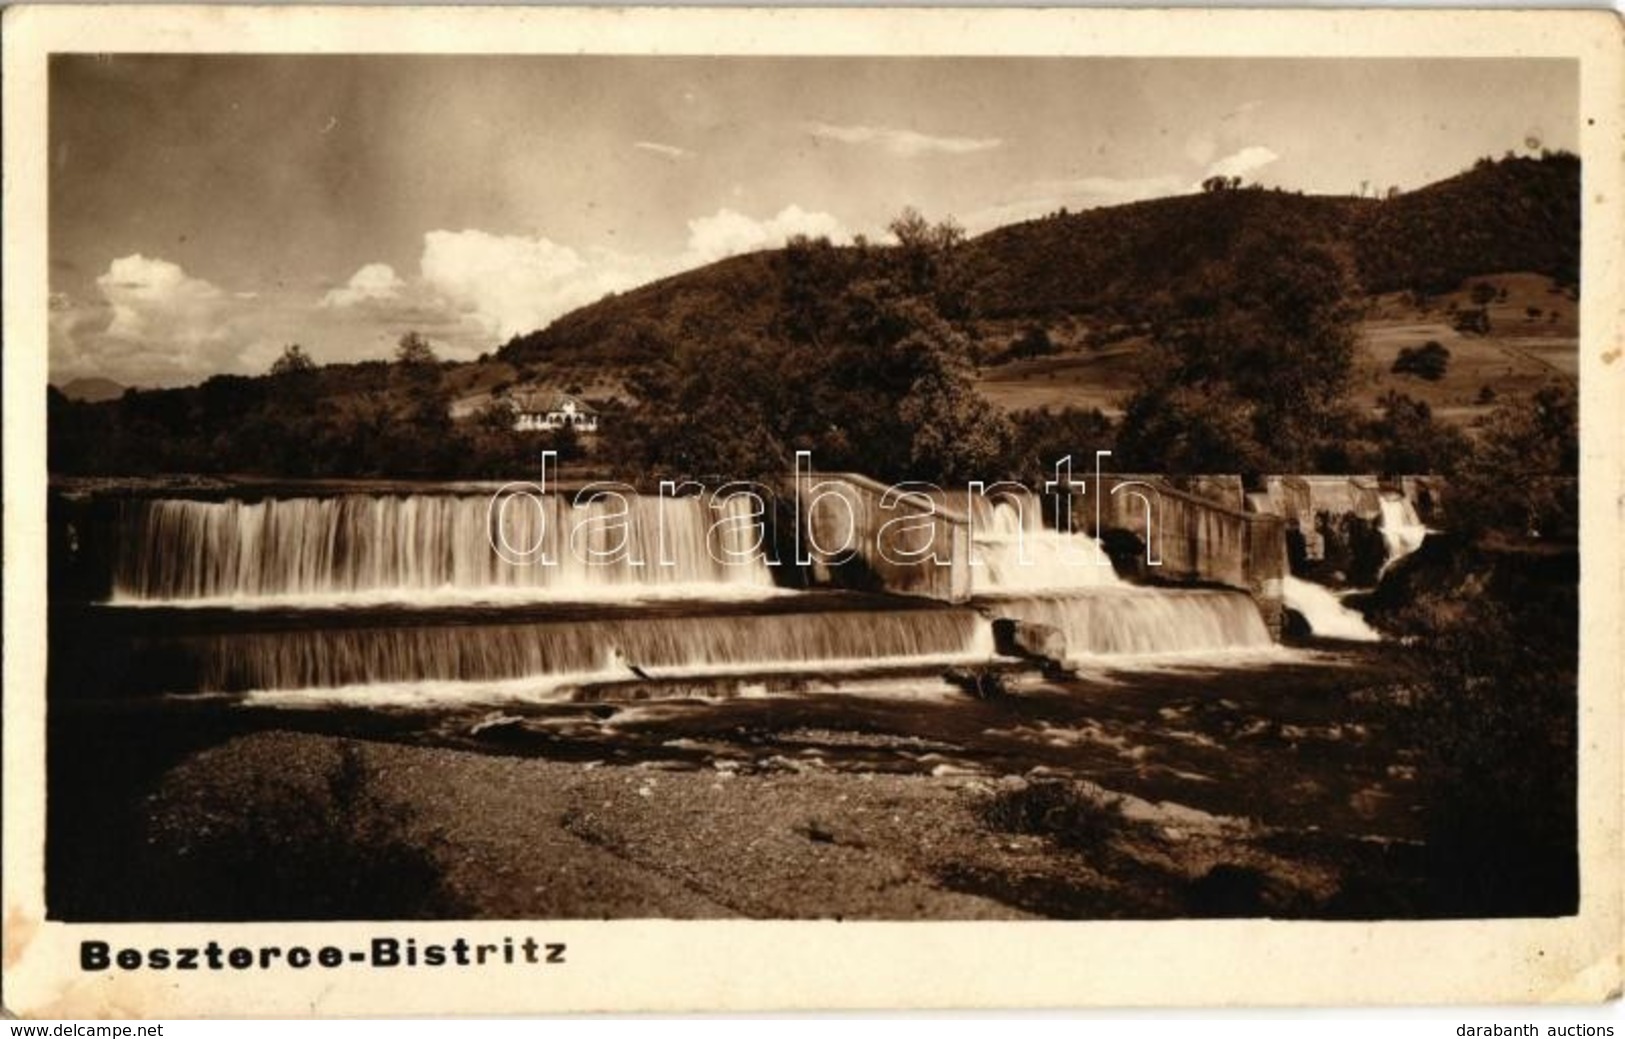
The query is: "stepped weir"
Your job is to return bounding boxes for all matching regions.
[52,470,1312,705]
[792,469,1288,636]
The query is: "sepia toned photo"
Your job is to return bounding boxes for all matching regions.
[4,5,1621,1017]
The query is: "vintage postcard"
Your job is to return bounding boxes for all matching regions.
[3,4,1621,1018]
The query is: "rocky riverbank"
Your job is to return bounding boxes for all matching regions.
[50,650,1451,922]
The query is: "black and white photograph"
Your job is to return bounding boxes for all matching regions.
[4,5,1621,1018]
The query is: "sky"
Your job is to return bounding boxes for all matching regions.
[48,56,1578,388]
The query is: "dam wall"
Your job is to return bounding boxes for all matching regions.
[791,470,974,603]
[793,471,1288,634]
[1073,476,1288,636]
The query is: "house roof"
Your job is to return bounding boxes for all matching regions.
[510,391,598,415]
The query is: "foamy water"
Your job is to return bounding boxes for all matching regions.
[1282,575,1380,642]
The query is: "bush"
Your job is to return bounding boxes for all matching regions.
[998,324,1057,363]
[982,781,1125,851]
[1448,384,1578,538]
[1393,589,1577,916]
[1363,391,1469,474]
[1392,340,1451,380]
[1452,307,1490,336]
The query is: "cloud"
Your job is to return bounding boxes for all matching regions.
[1204,145,1280,182]
[683,205,847,265]
[418,230,656,339]
[416,205,847,338]
[96,254,225,345]
[52,255,266,385]
[633,140,690,160]
[52,204,854,385]
[321,262,405,308]
[806,121,1001,158]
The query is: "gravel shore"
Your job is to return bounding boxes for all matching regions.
[53,651,1440,921]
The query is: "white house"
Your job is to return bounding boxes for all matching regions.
[510,392,601,434]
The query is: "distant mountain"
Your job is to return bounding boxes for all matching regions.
[498,153,1579,368]
[57,377,126,403]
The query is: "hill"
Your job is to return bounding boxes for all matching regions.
[47,153,1579,480]
[496,153,1579,376]
[57,377,126,403]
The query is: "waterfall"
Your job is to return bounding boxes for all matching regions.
[982,588,1273,659]
[1377,493,1428,570]
[112,494,778,605]
[88,487,1295,707]
[116,608,996,699]
[969,498,1122,593]
[1282,575,1379,642]
[964,493,1272,658]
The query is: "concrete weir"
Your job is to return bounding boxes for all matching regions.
[791,470,1289,639]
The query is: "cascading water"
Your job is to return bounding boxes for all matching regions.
[967,493,1274,657]
[112,493,777,606]
[1280,492,1418,640]
[1377,493,1428,571]
[112,608,996,703]
[1281,575,1379,642]
[984,589,1273,658]
[968,499,1121,592]
[93,485,1290,707]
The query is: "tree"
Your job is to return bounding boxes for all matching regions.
[1007,407,1114,484]
[1392,341,1451,381]
[1452,307,1491,336]
[613,239,1008,486]
[1002,324,1055,362]
[270,343,316,376]
[894,313,1013,484]
[395,331,438,366]
[886,207,970,317]
[1115,220,1363,474]
[1448,384,1578,538]
[1366,392,1468,474]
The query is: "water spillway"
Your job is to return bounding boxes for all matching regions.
[100,606,995,700]
[1281,575,1380,642]
[966,494,1274,658]
[968,498,1122,593]
[112,493,777,605]
[1377,493,1428,571]
[979,588,1274,659]
[66,486,1293,707]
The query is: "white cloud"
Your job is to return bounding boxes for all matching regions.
[52,255,258,385]
[633,140,690,160]
[683,205,847,265]
[418,230,655,339]
[48,292,111,382]
[416,205,847,338]
[321,262,405,308]
[53,204,856,384]
[96,254,225,345]
[1204,145,1280,182]
[806,121,1001,158]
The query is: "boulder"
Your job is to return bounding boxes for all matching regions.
[943,666,1010,700]
[992,618,1068,664]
